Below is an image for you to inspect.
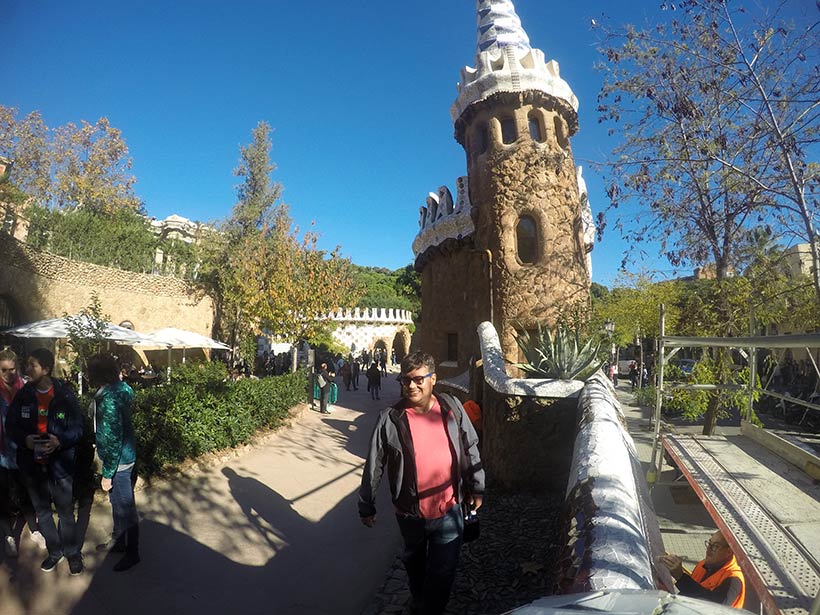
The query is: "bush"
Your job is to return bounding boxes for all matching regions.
[132,368,306,477]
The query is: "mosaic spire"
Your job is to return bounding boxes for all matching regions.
[476,0,531,53]
[452,0,579,122]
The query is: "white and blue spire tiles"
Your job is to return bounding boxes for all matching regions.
[451,0,579,122]
[476,0,531,52]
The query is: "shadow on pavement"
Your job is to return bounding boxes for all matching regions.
[65,390,398,615]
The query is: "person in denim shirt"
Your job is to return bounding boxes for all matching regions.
[88,353,140,572]
[7,348,84,574]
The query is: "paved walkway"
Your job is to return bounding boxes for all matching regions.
[0,372,403,615]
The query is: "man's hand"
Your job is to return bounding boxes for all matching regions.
[660,554,684,580]
[470,495,484,511]
[25,435,36,450]
[101,477,113,492]
[44,434,60,454]
[361,515,377,527]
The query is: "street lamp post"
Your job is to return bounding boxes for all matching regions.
[636,326,644,389]
[604,320,615,363]
[604,320,618,383]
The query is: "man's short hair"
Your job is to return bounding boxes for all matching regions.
[401,351,435,375]
[87,353,120,386]
[0,347,18,363]
[29,348,55,374]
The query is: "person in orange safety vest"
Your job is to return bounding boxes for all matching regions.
[661,530,746,609]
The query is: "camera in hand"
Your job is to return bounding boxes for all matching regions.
[463,505,480,543]
[33,435,51,463]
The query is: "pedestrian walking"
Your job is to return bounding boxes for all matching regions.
[366,362,381,400]
[88,353,141,572]
[7,348,84,574]
[317,362,335,414]
[359,351,485,615]
[341,360,352,391]
[351,359,360,391]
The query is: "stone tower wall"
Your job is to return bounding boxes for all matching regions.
[417,241,490,379]
[466,95,590,362]
[0,235,214,335]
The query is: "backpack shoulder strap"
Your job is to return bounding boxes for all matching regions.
[437,393,464,422]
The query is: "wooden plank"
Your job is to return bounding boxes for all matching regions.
[698,436,820,527]
[741,420,820,481]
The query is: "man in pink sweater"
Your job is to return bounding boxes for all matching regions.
[359,351,484,615]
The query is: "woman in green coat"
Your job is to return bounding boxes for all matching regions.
[88,353,140,572]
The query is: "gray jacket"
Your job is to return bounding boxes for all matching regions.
[358,393,485,518]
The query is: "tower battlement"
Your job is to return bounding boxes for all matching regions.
[412,177,474,259]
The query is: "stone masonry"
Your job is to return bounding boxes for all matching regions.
[0,234,213,335]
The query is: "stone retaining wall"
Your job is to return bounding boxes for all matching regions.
[0,235,214,335]
[475,321,665,595]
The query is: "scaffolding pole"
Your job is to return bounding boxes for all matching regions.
[647,304,666,485]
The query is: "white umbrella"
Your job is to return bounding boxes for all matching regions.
[137,327,229,379]
[2,315,161,394]
[141,327,229,350]
[2,315,156,345]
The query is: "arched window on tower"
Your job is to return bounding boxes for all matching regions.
[528,112,544,142]
[554,116,569,149]
[474,123,488,155]
[501,117,517,144]
[516,215,539,264]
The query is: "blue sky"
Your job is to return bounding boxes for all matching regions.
[2,1,814,286]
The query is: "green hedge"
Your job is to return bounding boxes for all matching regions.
[132,365,306,477]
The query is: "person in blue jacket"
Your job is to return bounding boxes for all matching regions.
[88,353,140,572]
[7,348,84,574]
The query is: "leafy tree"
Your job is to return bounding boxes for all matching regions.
[25,204,159,271]
[231,215,361,344]
[596,1,820,298]
[199,121,362,351]
[597,246,814,433]
[352,264,421,317]
[63,292,110,376]
[52,118,141,212]
[0,107,51,203]
[594,272,682,349]
[0,107,141,213]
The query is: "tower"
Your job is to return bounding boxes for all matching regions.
[413,0,592,377]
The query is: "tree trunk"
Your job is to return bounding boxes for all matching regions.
[702,395,719,435]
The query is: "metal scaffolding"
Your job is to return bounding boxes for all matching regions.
[647,305,820,485]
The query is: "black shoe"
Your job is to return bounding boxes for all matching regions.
[320,410,331,414]
[96,538,126,553]
[68,554,84,576]
[40,554,63,572]
[113,552,140,572]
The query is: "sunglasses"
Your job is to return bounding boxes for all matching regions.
[399,373,434,387]
[705,540,727,551]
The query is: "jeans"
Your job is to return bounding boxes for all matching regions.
[110,466,138,541]
[23,466,79,557]
[396,505,463,615]
[0,467,29,537]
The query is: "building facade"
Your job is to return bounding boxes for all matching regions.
[414,0,593,377]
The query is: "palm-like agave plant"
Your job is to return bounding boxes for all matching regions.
[510,322,604,381]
